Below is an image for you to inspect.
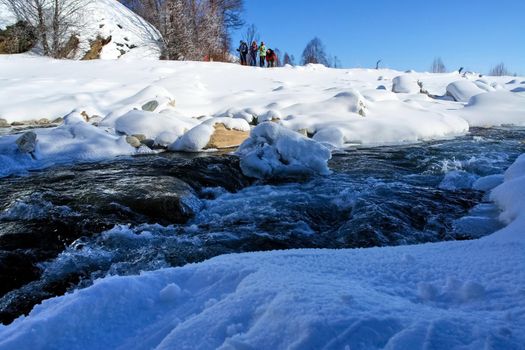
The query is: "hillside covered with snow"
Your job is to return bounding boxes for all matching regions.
[0,0,162,59]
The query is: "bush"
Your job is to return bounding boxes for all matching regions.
[0,21,36,54]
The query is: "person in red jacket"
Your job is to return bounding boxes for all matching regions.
[266,49,277,68]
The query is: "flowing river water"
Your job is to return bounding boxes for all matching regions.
[0,127,524,324]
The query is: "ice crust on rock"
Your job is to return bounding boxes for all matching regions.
[236,122,332,179]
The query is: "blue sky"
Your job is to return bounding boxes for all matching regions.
[233,0,525,74]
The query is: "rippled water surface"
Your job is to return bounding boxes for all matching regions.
[0,127,524,323]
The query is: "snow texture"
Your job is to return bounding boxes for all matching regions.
[236,122,332,179]
[446,80,485,102]
[0,55,523,177]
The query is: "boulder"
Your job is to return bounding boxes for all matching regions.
[205,123,250,149]
[125,135,141,148]
[392,75,420,94]
[15,131,37,153]
[141,100,159,112]
[131,134,146,142]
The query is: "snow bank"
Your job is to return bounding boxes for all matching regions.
[485,153,525,242]
[458,90,525,127]
[446,80,485,102]
[1,230,524,349]
[0,112,135,177]
[114,110,198,141]
[236,122,331,179]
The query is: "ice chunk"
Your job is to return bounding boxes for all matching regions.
[236,122,332,179]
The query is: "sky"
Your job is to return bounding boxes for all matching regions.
[233,0,525,74]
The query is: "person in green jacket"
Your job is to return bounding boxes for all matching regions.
[259,42,267,67]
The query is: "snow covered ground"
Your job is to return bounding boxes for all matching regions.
[0,55,524,178]
[0,153,523,349]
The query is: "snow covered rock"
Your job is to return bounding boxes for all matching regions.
[392,75,420,94]
[114,110,196,141]
[236,122,332,179]
[446,80,485,102]
[169,118,250,152]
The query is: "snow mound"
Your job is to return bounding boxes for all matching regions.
[0,112,135,177]
[446,80,485,102]
[486,153,525,242]
[1,234,524,349]
[459,90,525,127]
[114,110,197,141]
[392,75,420,94]
[236,122,332,179]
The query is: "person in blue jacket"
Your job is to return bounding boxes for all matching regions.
[237,41,248,65]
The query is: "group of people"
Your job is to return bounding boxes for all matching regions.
[237,41,277,68]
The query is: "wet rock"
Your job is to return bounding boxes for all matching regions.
[141,138,156,148]
[141,100,159,112]
[81,176,201,224]
[15,131,37,153]
[204,123,250,150]
[36,118,50,125]
[125,135,141,148]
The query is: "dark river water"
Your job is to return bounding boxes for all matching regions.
[0,127,524,324]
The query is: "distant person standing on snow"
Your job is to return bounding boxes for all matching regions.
[237,40,248,65]
[259,42,267,67]
[249,41,258,66]
[266,49,276,67]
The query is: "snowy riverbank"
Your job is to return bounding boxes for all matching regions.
[0,150,523,349]
[1,55,524,178]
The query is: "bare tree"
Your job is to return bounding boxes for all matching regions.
[489,62,510,76]
[273,47,282,67]
[243,23,258,46]
[332,55,341,68]
[301,37,329,66]
[431,57,446,73]
[130,0,243,62]
[1,0,86,58]
[282,52,292,66]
